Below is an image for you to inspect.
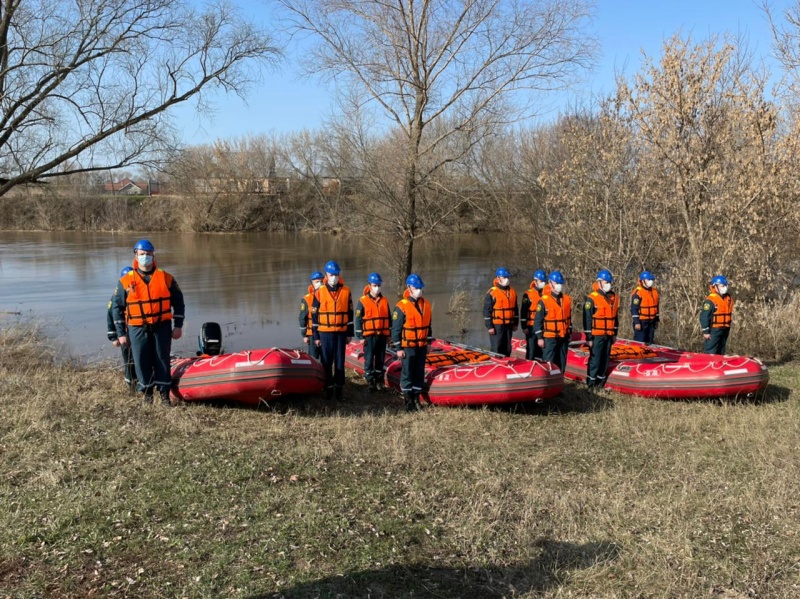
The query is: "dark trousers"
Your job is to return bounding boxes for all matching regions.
[129,322,172,395]
[542,336,568,373]
[704,328,730,355]
[489,326,514,357]
[363,335,387,383]
[319,332,347,389]
[400,346,428,395]
[120,344,136,385]
[633,320,656,344]
[306,340,321,360]
[587,335,614,388]
[525,331,543,360]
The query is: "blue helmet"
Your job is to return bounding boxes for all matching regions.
[310,271,324,281]
[533,269,546,281]
[548,270,565,284]
[495,267,510,278]
[120,266,133,278]
[639,271,654,281]
[324,260,341,275]
[711,275,728,286]
[406,273,425,288]
[133,239,155,252]
[597,269,613,283]
[368,272,382,285]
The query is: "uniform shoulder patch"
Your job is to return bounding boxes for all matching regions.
[107,300,112,309]
[392,311,399,320]
[585,301,592,310]
[356,309,362,317]
[311,306,318,313]
[536,304,543,312]
[633,298,640,305]
[301,302,306,310]
[703,303,711,311]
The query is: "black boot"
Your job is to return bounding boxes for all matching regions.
[142,390,154,405]
[160,389,172,407]
[413,392,424,411]
[334,386,344,401]
[325,386,334,400]
[404,393,418,412]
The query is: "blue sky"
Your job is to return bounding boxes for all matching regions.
[172,0,791,146]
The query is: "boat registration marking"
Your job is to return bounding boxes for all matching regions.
[549,369,561,375]
[291,359,312,365]
[611,370,630,377]
[506,373,530,379]
[724,368,748,375]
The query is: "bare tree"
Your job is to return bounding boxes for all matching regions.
[0,0,280,197]
[276,0,595,279]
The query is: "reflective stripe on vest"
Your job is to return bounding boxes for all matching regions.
[541,293,572,338]
[397,297,431,348]
[589,291,619,336]
[632,285,660,320]
[707,293,733,328]
[360,294,390,336]
[316,285,351,332]
[489,286,517,326]
[523,287,543,327]
[123,269,173,326]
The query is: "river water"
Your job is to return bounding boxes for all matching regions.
[0,231,521,362]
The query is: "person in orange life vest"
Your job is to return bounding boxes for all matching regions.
[631,270,660,344]
[311,260,353,400]
[111,239,185,406]
[107,266,136,391]
[299,271,324,360]
[519,269,548,360]
[533,270,572,373]
[483,267,518,357]
[701,275,733,355]
[391,273,432,412]
[355,272,391,391]
[583,269,619,390]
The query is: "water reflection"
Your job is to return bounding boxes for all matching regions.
[0,231,518,361]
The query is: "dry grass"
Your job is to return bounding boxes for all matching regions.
[1,324,799,598]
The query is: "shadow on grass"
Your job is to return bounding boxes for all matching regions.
[250,537,621,599]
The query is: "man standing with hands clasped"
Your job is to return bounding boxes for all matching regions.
[391,274,432,412]
[112,239,184,406]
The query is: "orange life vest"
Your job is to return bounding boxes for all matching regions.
[588,284,619,336]
[315,284,351,333]
[302,286,315,336]
[632,285,660,320]
[359,285,390,337]
[122,268,173,327]
[522,283,549,327]
[540,293,572,338]
[706,291,733,328]
[488,278,518,326]
[396,290,432,348]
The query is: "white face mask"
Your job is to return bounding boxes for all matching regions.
[534,280,545,290]
[717,285,728,295]
[601,282,612,293]
[410,287,422,299]
[643,280,654,289]
[328,275,339,286]
[312,280,322,290]
[370,284,381,296]
[498,277,509,287]
[551,283,563,294]
[137,254,154,270]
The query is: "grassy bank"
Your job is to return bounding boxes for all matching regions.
[1,325,799,598]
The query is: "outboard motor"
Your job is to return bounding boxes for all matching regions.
[198,321,223,356]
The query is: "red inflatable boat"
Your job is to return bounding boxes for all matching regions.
[346,339,563,406]
[511,337,768,399]
[170,348,325,405]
